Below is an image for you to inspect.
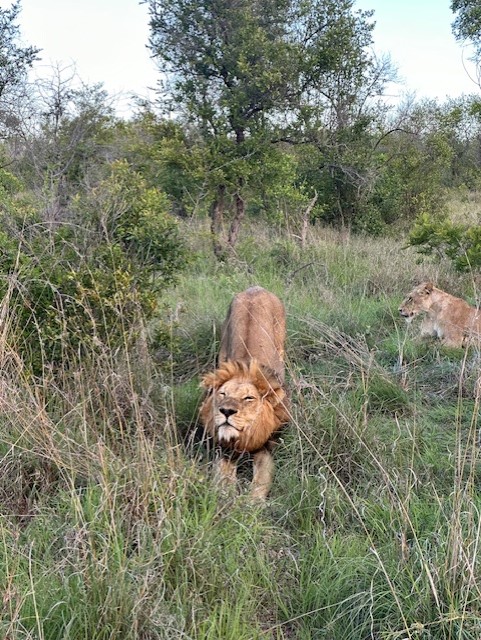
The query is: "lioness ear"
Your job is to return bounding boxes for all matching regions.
[424,282,434,294]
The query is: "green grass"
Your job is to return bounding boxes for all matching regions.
[3,218,481,638]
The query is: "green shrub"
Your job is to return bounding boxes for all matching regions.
[408,213,481,272]
[0,160,188,373]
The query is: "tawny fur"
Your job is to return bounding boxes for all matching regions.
[199,287,289,499]
[399,281,481,347]
[200,360,289,453]
[218,285,286,382]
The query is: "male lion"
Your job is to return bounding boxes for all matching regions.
[199,286,289,500]
[399,281,481,347]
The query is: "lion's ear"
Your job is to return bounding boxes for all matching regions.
[201,371,220,391]
[424,282,434,294]
[267,386,286,407]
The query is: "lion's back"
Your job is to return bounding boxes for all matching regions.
[440,296,481,340]
[219,286,286,381]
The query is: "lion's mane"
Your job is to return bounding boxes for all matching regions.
[200,359,289,454]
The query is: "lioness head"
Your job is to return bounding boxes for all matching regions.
[399,281,434,322]
[200,360,289,453]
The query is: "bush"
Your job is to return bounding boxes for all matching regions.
[408,213,481,272]
[0,160,188,373]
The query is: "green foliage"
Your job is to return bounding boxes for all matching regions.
[119,113,208,216]
[0,1,39,135]
[147,0,296,132]
[291,1,398,231]
[0,160,187,373]
[83,159,188,283]
[452,0,481,59]
[52,84,116,184]
[408,213,481,272]
[366,129,451,231]
[17,78,117,213]
[2,233,151,373]
[146,0,299,245]
[145,0,400,241]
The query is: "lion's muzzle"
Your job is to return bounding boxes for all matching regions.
[399,308,415,321]
[216,399,242,444]
[218,424,240,444]
[219,405,238,419]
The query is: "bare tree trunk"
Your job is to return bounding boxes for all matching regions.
[228,176,245,248]
[227,128,246,249]
[210,184,226,259]
[300,190,318,249]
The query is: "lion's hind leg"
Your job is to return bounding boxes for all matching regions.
[251,447,274,501]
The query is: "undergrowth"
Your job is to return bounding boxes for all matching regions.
[2,219,481,638]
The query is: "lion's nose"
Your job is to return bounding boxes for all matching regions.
[219,407,237,418]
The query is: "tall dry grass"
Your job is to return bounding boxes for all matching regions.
[1,218,481,638]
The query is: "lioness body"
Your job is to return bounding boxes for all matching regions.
[399,281,481,347]
[200,287,288,500]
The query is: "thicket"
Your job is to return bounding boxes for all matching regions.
[408,214,481,272]
[0,160,187,375]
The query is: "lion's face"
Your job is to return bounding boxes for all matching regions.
[211,378,267,445]
[399,282,434,323]
[200,360,289,453]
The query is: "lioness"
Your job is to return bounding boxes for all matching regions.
[399,281,481,347]
[200,286,289,500]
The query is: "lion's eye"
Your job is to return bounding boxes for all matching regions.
[218,391,226,398]
[243,395,256,401]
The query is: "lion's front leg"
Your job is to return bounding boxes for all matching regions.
[214,455,237,488]
[419,317,437,339]
[251,447,274,501]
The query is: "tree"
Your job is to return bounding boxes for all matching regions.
[145,0,297,255]
[287,0,398,229]
[118,110,209,218]
[145,0,398,244]
[430,95,481,189]
[358,99,454,231]
[0,1,39,137]
[14,65,117,219]
[451,0,481,61]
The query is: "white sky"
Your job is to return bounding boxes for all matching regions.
[16,0,159,116]
[7,0,481,117]
[356,0,480,101]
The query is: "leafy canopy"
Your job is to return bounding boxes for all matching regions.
[146,0,296,135]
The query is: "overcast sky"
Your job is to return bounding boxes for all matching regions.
[16,0,159,115]
[356,0,479,101]
[10,0,481,117]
